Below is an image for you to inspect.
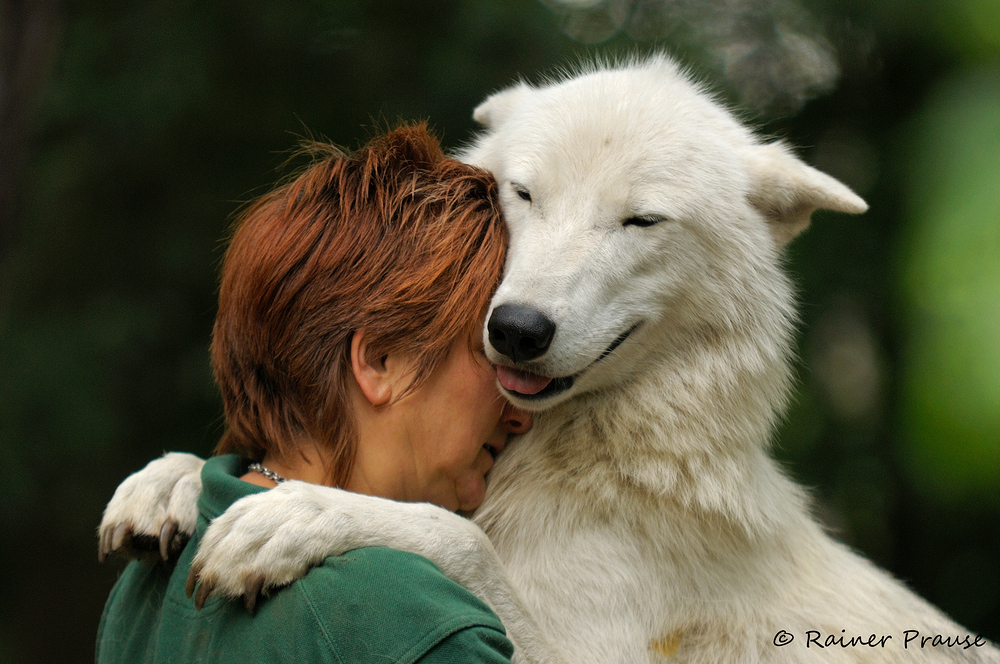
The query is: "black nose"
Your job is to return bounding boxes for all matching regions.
[487,305,556,363]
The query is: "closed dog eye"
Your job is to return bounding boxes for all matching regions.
[511,183,532,202]
[622,214,668,228]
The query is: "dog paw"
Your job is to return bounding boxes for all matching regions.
[185,481,351,611]
[98,452,205,562]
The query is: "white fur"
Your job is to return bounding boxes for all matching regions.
[98,452,204,550]
[192,481,561,662]
[103,56,997,663]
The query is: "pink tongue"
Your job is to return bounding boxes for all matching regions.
[496,365,553,395]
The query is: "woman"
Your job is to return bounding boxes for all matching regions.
[96,123,531,664]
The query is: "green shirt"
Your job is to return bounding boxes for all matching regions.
[96,455,514,664]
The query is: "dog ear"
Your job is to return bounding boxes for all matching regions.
[747,141,868,247]
[473,82,531,128]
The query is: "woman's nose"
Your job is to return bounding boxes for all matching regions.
[500,402,533,434]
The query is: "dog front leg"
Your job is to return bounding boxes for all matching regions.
[187,480,562,664]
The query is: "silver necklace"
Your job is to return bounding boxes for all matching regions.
[247,462,287,484]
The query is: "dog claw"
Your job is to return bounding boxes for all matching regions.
[243,576,264,614]
[185,564,201,598]
[98,529,109,562]
[194,579,212,610]
[111,523,130,551]
[159,520,179,561]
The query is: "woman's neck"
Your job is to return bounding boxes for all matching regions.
[241,443,332,488]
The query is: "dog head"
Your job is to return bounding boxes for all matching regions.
[462,56,867,411]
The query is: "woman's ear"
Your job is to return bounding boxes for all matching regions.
[350,330,394,407]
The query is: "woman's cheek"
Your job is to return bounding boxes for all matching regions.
[455,468,488,512]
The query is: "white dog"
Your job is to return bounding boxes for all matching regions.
[101,56,997,663]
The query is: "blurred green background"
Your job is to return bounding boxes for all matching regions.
[1,0,998,661]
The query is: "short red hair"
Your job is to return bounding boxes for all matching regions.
[212,123,506,487]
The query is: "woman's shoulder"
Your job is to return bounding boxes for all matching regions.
[288,546,512,663]
[298,546,501,627]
